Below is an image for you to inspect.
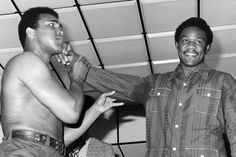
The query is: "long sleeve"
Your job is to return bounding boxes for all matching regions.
[84,67,152,105]
[222,74,236,157]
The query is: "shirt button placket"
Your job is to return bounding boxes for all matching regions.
[172,82,186,155]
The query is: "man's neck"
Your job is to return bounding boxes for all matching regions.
[181,64,201,78]
[24,46,51,65]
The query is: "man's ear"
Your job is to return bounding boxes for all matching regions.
[175,42,179,47]
[26,27,36,38]
[205,44,211,54]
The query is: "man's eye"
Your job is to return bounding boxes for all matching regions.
[48,23,58,28]
[48,23,55,27]
[182,39,188,43]
[196,40,203,45]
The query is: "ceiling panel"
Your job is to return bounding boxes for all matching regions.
[81,1,142,39]
[153,62,179,73]
[0,14,21,49]
[208,28,236,57]
[0,50,22,67]
[77,0,129,5]
[0,1,16,14]
[56,7,89,41]
[95,35,148,65]
[14,0,76,12]
[148,33,178,61]
[141,0,197,33]
[72,41,100,66]
[201,0,236,27]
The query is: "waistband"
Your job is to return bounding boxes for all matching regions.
[3,130,65,155]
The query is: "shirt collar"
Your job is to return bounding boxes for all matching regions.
[169,62,210,80]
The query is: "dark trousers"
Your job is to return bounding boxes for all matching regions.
[0,138,64,157]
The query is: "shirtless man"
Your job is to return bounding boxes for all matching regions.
[0,7,122,157]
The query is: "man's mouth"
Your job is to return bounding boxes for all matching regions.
[56,35,63,41]
[184,50,198,57]
[185,52,197,56]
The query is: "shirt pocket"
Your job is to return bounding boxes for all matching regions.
[195,88,221,116]
[185,148,219,157]
[149,88,171,112]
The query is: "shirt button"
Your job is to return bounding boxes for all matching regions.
[175,124,179,128]
[157,92,161,96]
[183,83,187,86]
[179,103,182,107]
[172,147,176,151]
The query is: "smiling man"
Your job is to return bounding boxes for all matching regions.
[58,17,236,157]
[175,19,212,76]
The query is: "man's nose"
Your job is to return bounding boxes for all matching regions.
[187,41,196,48]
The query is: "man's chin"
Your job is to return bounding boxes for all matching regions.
[181,61,203,68]
[52,48,62,55]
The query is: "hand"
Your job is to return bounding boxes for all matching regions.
[93,91,124,114]
[55,41,77,66]
[57,42,90,81]
[68,54,91,81]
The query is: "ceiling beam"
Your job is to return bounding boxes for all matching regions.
[74,0,105,69]
[197,0,200,18]
[137,0,154,74]
[0,63,4,70]
[10,0,22,17]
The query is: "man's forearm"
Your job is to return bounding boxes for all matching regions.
[69,79,84,114]
[64,104,101,146]
[84,67,144,104]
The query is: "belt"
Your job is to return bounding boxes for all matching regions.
[4,130,65,155]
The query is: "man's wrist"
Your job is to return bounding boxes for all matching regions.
[70,78,84,87]
[68,66,90,82]
[79,64,91,82]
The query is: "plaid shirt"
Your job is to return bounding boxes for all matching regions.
[84,63,236,157]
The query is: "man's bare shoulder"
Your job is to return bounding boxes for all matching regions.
[6,52,43,68]
[5,52,48,77]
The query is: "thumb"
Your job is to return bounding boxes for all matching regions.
[101,91,116,98]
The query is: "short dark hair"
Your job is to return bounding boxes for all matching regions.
[174,17,213,45]
[18,7,58,48]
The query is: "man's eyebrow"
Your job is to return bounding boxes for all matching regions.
[179,35,206,40]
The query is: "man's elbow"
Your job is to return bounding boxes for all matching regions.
[64,112,80,124]
[63,98,83,124]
